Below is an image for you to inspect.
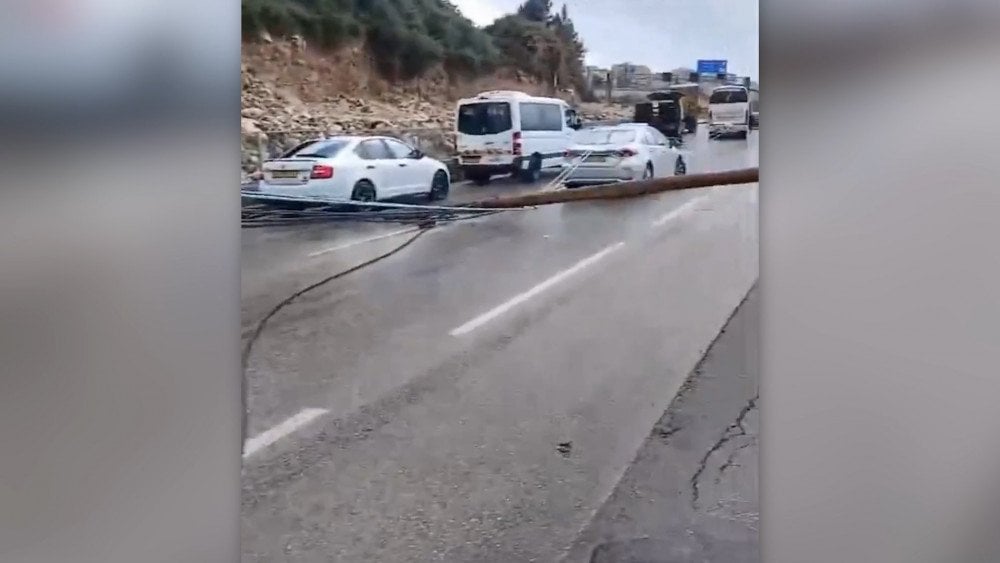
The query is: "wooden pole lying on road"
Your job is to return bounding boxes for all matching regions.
[462,167,759,209]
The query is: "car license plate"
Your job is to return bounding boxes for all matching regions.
[586,156,606,162]
[464,156,481,163]
[271,170,299,179]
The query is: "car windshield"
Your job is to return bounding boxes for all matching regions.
[710,89,748,104]
[288,139,349,158]
[457,102,513,135]
[574,129,636,145]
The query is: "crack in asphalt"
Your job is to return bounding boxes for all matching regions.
[690,394,758,509]
[716,438,756,483]
[655,425,683,443]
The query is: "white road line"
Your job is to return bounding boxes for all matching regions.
[308,227,419,258]
[449,241,626,337]
[243,408,328,458]
[651,195,710,228]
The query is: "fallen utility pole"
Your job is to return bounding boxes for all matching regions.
[463,167,758,209]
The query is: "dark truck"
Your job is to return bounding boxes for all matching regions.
[632,91,698,141]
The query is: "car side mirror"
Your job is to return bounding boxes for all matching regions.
[408,149,424,159]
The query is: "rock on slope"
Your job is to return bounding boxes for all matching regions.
[240,38,632,173]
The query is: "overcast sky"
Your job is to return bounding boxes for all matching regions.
[451,0,759,79]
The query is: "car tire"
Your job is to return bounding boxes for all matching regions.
[428,170,449,201]
[519,154,542,183]
[674,156,687,176]
[351,180,377,208]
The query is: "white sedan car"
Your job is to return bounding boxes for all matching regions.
[562,124,688,188]
[259,136,451,202]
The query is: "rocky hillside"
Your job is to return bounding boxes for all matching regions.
[239,0,635,174]
[240,36,631,174]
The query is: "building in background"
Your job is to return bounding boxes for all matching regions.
[610,62,652,88]
[585,65,610,86]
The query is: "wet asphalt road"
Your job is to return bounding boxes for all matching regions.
[241,128,759,562]
[568,288,758,563]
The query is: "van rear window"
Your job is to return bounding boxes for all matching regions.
[457,102,513,135]
[709,89,748,104]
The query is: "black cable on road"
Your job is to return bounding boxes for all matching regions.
[240,224,432,451]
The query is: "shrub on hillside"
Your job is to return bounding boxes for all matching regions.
[242,0,586,89]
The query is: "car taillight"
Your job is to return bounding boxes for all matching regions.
[310,165,334,179]
[564,149,578,158]
[512,131,522,156]
[616,148,638,158]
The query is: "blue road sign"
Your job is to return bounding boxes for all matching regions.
[697,59,728,75]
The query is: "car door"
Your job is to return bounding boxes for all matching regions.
[354,139,397,197]
[381,138,426,195]
[642,128,668,176]
[652,128,682,175]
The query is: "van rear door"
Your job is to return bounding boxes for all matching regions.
[709,88,749,124]
[518,101,572,169]
[456,101,514,165]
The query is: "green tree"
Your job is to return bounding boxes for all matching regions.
[241,0,591,90]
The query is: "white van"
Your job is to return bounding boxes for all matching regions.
[455,91,580,184]
[708,85,751,139]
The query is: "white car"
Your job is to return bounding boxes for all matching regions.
[562,124,688,188]
[259,136,451,202]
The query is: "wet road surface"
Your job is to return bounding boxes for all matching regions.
[241,128,759,561]
[567,288,758,563]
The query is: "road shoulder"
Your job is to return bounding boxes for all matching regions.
[565,286,759,563]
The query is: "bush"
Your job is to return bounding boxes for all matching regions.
[242,0,585,89]
[314,13,360,49]
[398,32,445,78]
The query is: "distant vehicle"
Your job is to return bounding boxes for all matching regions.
[258,136,451,202]
[708,85,751,139]
[632,91,698,140]
[455,90,581,186]
[561,124,687,189]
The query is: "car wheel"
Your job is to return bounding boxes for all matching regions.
[674,156,687,176]
[428,170,449,201]
[643,163,654,180]
[351,180,377,208]
[519,154,542,183]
